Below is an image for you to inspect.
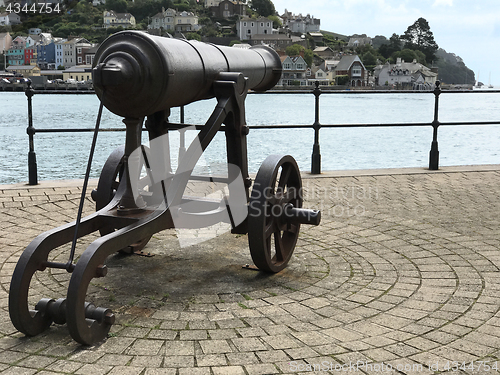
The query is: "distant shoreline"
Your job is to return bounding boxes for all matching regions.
[1,85,499,95]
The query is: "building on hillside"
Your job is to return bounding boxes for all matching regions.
[347,35,372,48]
[55,40,65,69]
[63,65,93,82]
[62,38,93,68]
[148,8,199,33]
[280,10,320,34]
[306,67,330,85]
[209,0,246,18]
[84,46,98,65]
[249,34,294,50]
[236,17,274,40]
[374,58,438,89]
[6,37,27,66]
[309,32,323,45]
[0,32,12,53]
[6,47,24,66]
[11,36,27,49]
[174,11,200,33]
[204,0,220,7]
[334,55,368,86]
[318,59,340,73]
[103,10,136,29]
[6,65,41,77]
[0,12,21,26]
[26,35,43,47]
[278,55,308,86]
[24,45,37,65]
[37,42,56,69]
[313,46,335,59]
[148,7,176,31]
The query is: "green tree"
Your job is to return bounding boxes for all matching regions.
[267,15,281,28]
[105,0,128,13]
[285,44,313,66]
[400,17,438,64]
[303,49,313,67]
[250,0,275,17]
[378,33,401,59]
[285,44,302,56]
[186,32,201,40]
[392,48,426,64]
[361,51,377,67]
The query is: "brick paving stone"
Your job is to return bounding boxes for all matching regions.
[75,364,113,375]
[162,355,194,368]
[245,363,279,375]
[3,168,500,374]
[225,352,259,366]
[231,337,266,352]
[199,340,232,354]
[211,366,245,375]
[107,366,144,375]
[195,354,227,367]
[179,368,211,375]
[261,334,301,350]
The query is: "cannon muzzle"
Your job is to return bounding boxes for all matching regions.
[92,31,282,118]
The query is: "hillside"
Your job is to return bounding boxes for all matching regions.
[435,48,475,85]
[0,0,476,83]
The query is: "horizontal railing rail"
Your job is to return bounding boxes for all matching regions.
[24,80,500,185]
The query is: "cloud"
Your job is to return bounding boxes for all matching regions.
[433,0,453,6]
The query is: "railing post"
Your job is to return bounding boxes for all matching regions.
[26,80,38,185]
[179,105,186,161]
[429,80,441,170]
[311,81,321,174]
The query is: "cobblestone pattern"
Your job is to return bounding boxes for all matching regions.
[1,169,500,374]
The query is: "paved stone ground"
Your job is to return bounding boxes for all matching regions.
[1,166,500,375]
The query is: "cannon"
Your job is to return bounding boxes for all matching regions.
[9,31,321,345]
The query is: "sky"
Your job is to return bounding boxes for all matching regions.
[271,0,500,85]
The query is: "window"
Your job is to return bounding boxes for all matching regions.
[247,29,251,34]
[251,22,254,27]
[243,22,247,27]
[352,67,362,77]
[78,57,82,63]
[283,63,291,70]
[296,63,303,70]
[225,4,228,9]
[260,23,263,27]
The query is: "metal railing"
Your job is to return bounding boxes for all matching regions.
[25,80,500,185]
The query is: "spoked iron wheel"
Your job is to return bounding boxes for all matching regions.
[91,145,152,253]
[248,154,303,273]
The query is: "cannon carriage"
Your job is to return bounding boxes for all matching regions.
[9,31,321,345]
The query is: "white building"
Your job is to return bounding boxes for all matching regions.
[55,41,65,68]
[236,17,274,40]
[204,0,220,7]
[280,10,320,34]
[0,12,21,26]
[148,8,199,32]
[374,58,438,89]
[103,10,136,29]
[174,11,200,32]
[148,7,176,31]
[278,55,308,86]
[61,38,92,68]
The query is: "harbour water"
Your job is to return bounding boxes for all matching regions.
[0,91,499,185]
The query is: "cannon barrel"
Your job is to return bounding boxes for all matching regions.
[92,31,282,118]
